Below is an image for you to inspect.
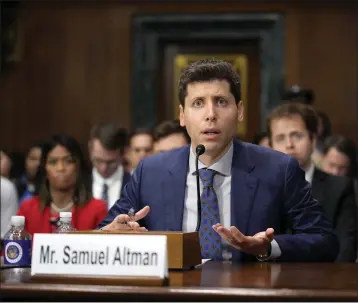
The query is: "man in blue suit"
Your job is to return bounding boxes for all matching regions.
[98,59,338,262]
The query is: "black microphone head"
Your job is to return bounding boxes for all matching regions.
[196,144,205,156]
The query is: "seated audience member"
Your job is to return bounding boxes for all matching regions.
[126,128,153,174]
[153,119,190,154]
[321,135,357,179]
[17,134,107,235]
[268,103,357,262]
[89,123,130,209]
[282,86,331,168]
[14,142,43,204]
[0,151,12,178]
[1,176,18,239]
[321,135,358,262]
[252,132,270,148]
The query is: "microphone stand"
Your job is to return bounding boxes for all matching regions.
[195,144,205,232]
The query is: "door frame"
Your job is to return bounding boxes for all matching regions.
[131,13,285,132]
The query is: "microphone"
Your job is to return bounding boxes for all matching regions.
[195,144,205,232]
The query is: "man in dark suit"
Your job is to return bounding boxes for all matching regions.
[88,123,131,210]
[98,59,338,262]
[268,103,357,262]
[320,135,358,261]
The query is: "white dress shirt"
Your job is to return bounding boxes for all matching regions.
[182,143,281,260]
[1,177,18,238]
[92,166,124,209]
[305,163,315,184]
[182,144,233,232]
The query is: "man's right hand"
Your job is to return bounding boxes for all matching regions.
[100,206,150,232]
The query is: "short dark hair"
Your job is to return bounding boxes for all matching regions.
[36,134,92,210]
[90,122,127,152]
[323,135,358,178]
[154,120,190,144]
[128,128,153,146]
[267,103,318,140]
[178,59,241,106]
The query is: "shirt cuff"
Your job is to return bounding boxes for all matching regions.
[269,239,282,259]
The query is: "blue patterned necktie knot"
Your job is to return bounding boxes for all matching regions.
[199,168,216,188]
[198,168,222,260]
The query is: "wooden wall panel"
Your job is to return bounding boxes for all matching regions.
[0,1,357,153]
[1,2,134,152]
[297,9,358,142]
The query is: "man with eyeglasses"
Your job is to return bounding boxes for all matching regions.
[89,123,131,210]
[268,103,357,262]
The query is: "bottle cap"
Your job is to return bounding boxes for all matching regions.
[11,216,25,227]
[60,212,72,218]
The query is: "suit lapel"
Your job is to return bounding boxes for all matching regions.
[311,168,335,221]
[160,141,259,241]
[311,168,325,203]
[230,140,258,236]
[120,171,131,194]
[163,146,190,231]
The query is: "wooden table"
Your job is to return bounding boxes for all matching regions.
[1,262,358,301]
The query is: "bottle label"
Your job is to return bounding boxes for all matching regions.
[4,240,32,266]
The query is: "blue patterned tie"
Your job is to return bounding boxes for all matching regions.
[102,183,109,206]
[198,168,222,260]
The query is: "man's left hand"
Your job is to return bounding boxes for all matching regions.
[213,223,274,256]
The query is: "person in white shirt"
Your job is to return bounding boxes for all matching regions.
[268,103,357,262]
[0,151,12,179]
[89,123,131,210]
[1,176,18,238]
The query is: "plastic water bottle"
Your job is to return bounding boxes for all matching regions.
[55,212,77,233]
[4,216,32,266]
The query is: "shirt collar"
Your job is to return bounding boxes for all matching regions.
[92,165,124,186]
[304,162,315,184]
[189,143,233,176]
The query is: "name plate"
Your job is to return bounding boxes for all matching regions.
[31,234,168,279]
